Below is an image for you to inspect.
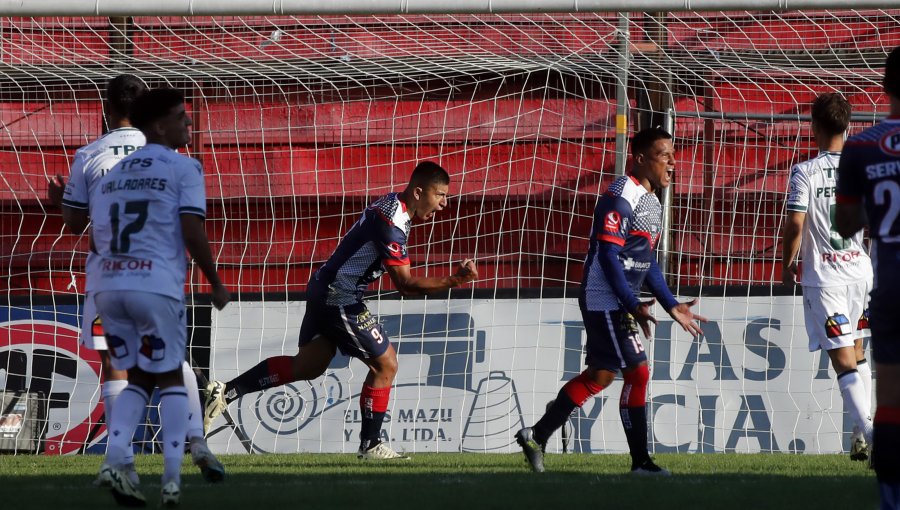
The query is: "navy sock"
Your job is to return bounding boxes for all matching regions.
[533,391,577,445]
[360,411,387,447]
[621,405,650,467]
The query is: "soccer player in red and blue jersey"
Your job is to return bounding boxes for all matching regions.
[204,161,477,459]
[515,127,706,475]
[836,45,900,510]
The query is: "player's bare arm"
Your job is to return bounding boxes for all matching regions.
[181,213,230,310]
[835,201,867,239]
[384,258,477,296]
[47,175,65,207]
[780,210,806,285]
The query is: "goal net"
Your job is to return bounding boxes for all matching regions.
[0,9,896,455]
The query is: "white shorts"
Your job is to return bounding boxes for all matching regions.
[80,292,107,351]
[803,281,871,352]
[94,290,187,373]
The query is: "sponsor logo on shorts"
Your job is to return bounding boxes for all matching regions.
[824,313,851,338]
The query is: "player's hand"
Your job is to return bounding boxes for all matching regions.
[211,283,231,311]
[48,175,65,207]
[668,298,707,337]
[781,262,798,286]
[454,258,478,284]
[632,298,657,339]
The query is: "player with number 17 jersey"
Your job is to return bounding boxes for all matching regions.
[89,143,207,300]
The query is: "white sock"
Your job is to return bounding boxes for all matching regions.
[102,379,133,465]
[159,387,189,486]
[181,361,204,440]
[106,385,149,468]
[838,370,874,443]
[856,358,873,419]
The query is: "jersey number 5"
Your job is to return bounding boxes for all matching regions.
[109,200,149,253]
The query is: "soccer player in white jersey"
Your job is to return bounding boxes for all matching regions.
[48,76,225,490]
[89,87,230,507]
[781,92,874,461]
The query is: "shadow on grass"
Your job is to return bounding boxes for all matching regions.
[1,470,880,510]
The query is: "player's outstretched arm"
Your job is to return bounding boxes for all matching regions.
[384,259,477,296]
[181,213,230,310]
[668,298,707,337]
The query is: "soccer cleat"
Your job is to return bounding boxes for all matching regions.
[357,441,410,460]
[514,427,545,473]
[160,481,181,508]
[94,463,114,487]
[106,465,147,507]
[203,381,227,434]
[631,459,672,477]
[191,438,226,483]
[850,430,869,462]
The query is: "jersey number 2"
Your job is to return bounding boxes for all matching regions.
[875,180,900,243]
[109,200,149,253]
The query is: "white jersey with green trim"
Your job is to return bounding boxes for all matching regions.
[88,143,207,301]
[786,151,872,287]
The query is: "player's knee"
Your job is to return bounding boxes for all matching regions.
[623,364,650,386]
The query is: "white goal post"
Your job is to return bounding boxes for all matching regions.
[0,3,896,456]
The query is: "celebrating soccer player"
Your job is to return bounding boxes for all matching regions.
[203,161,477,459]
[48,76,226,492]
[836,45,900,510]
[88,87,230,506]
[781,93,874,461]
[515,127,706,475]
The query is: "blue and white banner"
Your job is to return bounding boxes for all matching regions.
[206,297,857,455]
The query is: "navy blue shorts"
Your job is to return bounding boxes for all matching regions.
[298,301,390,360]
[869,286,900,364]
[580,302,648,372]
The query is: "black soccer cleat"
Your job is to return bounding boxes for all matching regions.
[515,427,545,473]
[631,458,671,477]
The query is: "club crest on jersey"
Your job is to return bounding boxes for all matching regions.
[879,128,900,157]
[857,309,869,331]
[387,242,402,255]
[604,211,621,233]
[824,313,851,338]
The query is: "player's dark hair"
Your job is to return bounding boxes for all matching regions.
[630,127,672,157]
[105,74,147,118]
[130,87,185,132]
[811,93,851,138]
[884,45,900,98]
[409,161,450,188]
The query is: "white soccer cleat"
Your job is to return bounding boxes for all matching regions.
[105,464,147,507]
[190,437,225,483]
[357,441,410,460]
[160,481,181,507]
[850,429,869,462]
[93,463,114,488]
[203,381,227,434]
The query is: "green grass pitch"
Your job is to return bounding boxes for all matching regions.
[0,453,877,509]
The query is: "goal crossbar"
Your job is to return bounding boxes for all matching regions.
[4,0,900,17]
